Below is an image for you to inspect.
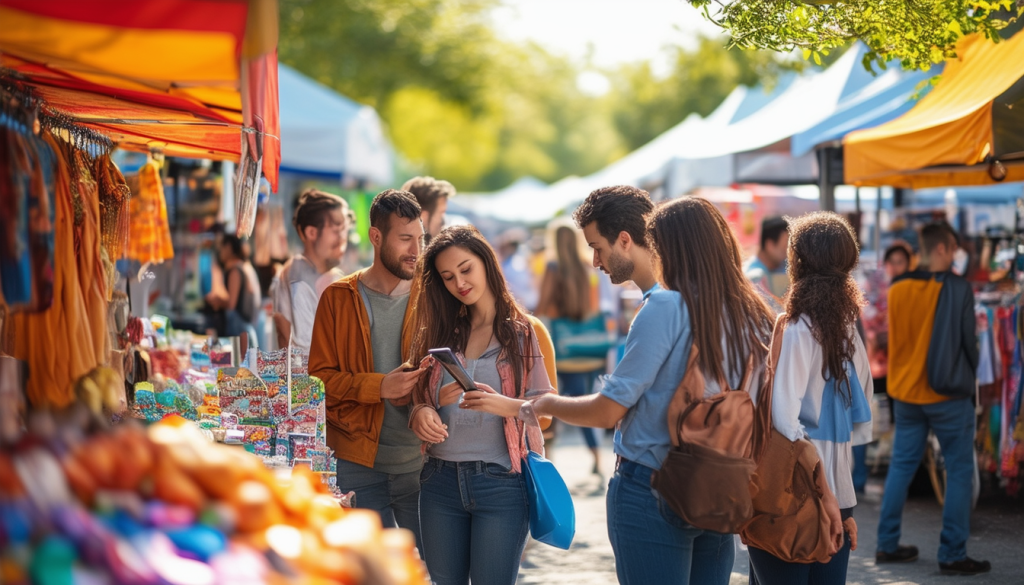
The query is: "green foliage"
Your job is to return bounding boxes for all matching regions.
[606,37,790,152]
[279,0,790,191]
[688,0,1021,72]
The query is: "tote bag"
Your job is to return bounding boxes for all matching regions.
[522,441,575,549]
[550,313,615,359]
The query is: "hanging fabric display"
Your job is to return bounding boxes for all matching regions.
[234,130,262,238]
[126,155,173,265]
[96,152,132,264]
[0,103,56,313]
[6,126,109,408]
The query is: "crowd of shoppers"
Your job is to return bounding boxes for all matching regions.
[289,178,991,584]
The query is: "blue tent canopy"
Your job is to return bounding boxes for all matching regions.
[791,67,941,157]
[278,64,393,185]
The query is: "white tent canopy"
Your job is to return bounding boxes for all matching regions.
[278,64,393,186]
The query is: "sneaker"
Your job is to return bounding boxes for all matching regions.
[939,557,992,576]
[876,545,919,564]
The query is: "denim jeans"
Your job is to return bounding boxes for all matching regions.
[335,458,422,552]
[558,372,599,449]
[748,508,853,585]
[852,444,868,493]
[877,397,975,563]
[418,457,529,585]
[607,459,735,585]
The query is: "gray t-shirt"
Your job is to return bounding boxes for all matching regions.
[359,282,422,474]
[428,336,552,469]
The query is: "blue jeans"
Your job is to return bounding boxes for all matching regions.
[607,459,735,585]
[419,457,530,585]
[335,458,422,553]
[852,444,868,492]
[877,398,975,563]
[748,508,853,585]
[558,372,599,449]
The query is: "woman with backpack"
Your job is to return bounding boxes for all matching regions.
[747,212,873,585]
[533,192,774,584]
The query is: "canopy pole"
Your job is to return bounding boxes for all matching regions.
[818,147,837,211]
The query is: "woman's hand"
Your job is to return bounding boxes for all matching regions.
[843,517,858,551]
[460,383,524,418]
[437,382,463,407]
[411,407,447,444]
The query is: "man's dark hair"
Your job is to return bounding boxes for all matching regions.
[760,216,789,249]
[370,189,422,235]
[293,189,346,234]
[883,241,913,264]
[572,185,653,248]
[920,221,958,256]
[401,176,455,215]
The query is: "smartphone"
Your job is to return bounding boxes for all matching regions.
[427,348,478,391]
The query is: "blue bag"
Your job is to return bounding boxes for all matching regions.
[521,440,575,549]
[550,313,615,359]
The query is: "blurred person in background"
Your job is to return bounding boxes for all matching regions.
[402,175,454,243]
[535,223,603,474]
[206,234,261,344]
[272,189,351,351]
[744,216,790,312]
[855,241,914,493]
[497,227,538,311]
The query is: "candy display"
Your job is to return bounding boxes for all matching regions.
[0,416,427,584]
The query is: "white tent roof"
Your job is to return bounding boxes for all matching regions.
[278,64,393,186]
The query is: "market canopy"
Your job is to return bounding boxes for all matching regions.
[844,32,1024,189]
[0,0,281,190]
[278,64,393,186]
[641,44,883,196]
[791,67,938,157]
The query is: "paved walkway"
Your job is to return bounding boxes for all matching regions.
[518,429,1024,585]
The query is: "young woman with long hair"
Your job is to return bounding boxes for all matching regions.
[748,212,873,585]
[408,225,555,585]
[535,224,604,473]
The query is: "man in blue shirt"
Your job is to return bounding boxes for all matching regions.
[534,186,732,585]
[743,216,789,311]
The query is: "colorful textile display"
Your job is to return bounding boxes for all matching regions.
[126,158,174,264]
[5,129,110,408]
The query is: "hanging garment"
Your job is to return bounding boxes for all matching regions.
[6,130,106,408]
[95,153,131,264]
[126,158,173,265]
[0,123,55,312]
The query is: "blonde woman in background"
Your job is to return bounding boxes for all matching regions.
[535,223,604,474]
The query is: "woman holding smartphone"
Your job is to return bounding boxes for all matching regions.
[408,225,555,585]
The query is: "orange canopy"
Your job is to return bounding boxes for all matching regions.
[0,0,280,190]
[844,33,1024,189]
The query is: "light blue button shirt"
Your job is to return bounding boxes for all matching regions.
[600,284,692,470]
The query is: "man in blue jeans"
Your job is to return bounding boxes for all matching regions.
[876,222,989,575]
[309,190,428,551]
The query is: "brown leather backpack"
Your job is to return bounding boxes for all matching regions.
[650,335,770,534]
[739,315,833,563]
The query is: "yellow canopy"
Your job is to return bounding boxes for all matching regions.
[844,33,1024,188]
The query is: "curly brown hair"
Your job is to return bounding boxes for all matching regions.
[784,212,864,403]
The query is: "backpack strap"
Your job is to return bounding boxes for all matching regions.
[753,313,787,462]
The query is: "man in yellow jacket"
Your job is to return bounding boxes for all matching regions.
[309,189,428,548]
[876,222,989,576]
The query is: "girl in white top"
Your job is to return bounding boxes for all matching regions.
[749,212,873,585]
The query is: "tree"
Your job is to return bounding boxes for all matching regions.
[606,37,790,152]
[688,0,1021,72]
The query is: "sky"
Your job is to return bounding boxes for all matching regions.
[491,0,722,72]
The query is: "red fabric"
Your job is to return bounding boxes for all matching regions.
[242,51,280,190]
[1,0,248,38]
